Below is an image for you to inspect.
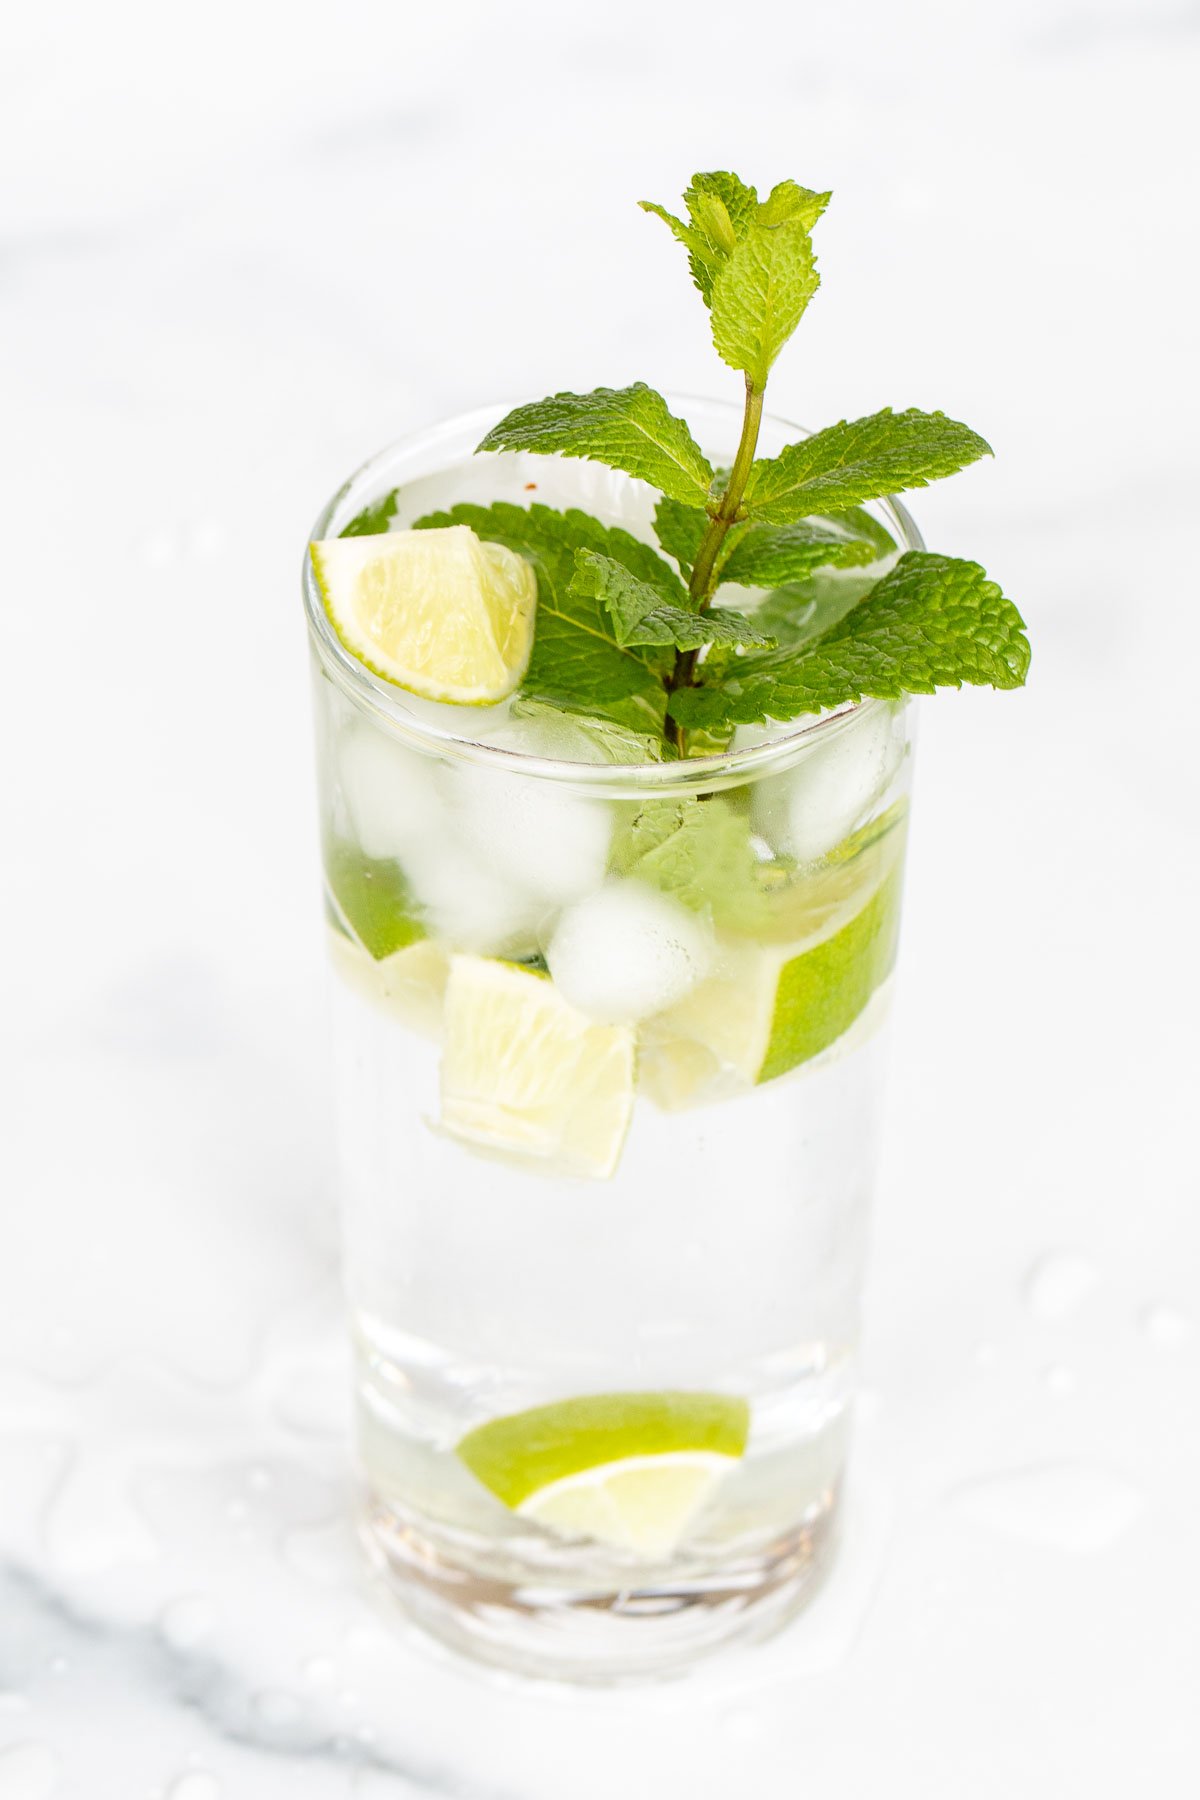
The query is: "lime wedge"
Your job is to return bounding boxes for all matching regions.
[439,955,634,1178]
[458,1391,749,1558]
[310,525,536,704]
[324,838,424,960]
[640,846,904,1106]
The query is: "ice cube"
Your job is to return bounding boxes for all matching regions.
[443,763,611,905]
[404,833,545,958]
[337,724,442,862]
[752,704,902,864]
[547,881,712,1023]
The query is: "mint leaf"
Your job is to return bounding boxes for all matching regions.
[719,518,885,587]
[750,567,890,650]
[509,696,670,763]
[710,217,819,387]
[614,794,773,930]
[653,494,711,578]
[413,501,674,737]
[340,491,397,538]
[757,180,830,230]
[642,172,760,302]
[688,171,759,238]
[638,203,719,298]
[742,408,992,523]
[571,549,776,652]
[477,384,713,505]
[669,551,1030,728]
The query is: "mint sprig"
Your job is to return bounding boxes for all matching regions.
[391,167,1028,752]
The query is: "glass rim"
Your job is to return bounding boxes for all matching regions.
[301,394,924,793]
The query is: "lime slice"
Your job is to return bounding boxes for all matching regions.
[439,955,634,1178]
[327,927,448,1038]
[310,524,536,704]
[640,848,904,1106]
[458,1391,749,1558]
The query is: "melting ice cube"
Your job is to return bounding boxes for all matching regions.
[547,881,712,1022]
[752,704,902,864]
[442,763,611,906]
[337,725,442,862]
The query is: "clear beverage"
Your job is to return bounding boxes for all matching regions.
[304,401,920,1679]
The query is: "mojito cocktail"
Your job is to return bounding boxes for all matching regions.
[302,170,1029,1679]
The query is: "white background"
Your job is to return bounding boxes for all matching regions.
[2,1,1198,1795]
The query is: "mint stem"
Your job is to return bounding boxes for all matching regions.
[667,375,765,752]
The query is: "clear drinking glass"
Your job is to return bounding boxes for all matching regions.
[302,398,921,1680]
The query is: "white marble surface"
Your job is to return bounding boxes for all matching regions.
[3,1,1199,1793]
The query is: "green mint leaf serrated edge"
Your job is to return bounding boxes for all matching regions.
[670,551,1030,729]
[339,490,398,538]
[476,384,714,505]
[710,216,820,387]
[412,501,677,739]
[570,549,775,651]
[743,408,992,522]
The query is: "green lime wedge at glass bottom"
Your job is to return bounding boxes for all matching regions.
[458,1392,750,1559]
[640,847,905,1107]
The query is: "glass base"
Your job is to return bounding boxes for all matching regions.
[359,1488,841,1683]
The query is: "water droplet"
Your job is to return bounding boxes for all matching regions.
[246,1467,272,1494]
[1043,1364,1076,1396]
[974,1340,1001,1369]
[225,1498,249,1524]
[253,1691,301,1730]
[1023,1251,1098,1321]
[355,1723,376,1745]
[46,1657,67,1678]
[301,1655,336,1688]
[0,1743,60,1800]
[165,1776,221,1800]
[951,1462,1143,1552]
[159,1597,215,1652]
[337,1688,361,1711]
[1141,1302,1193,1349]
